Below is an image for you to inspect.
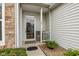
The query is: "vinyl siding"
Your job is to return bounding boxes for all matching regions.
[51,3,79,49]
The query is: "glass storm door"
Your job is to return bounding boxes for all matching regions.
[26,16,35,40]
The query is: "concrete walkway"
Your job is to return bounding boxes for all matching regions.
[23,42,46,56]
[27,46,45,56]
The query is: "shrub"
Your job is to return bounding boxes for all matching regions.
[46,41,58,49]
[64,49,79,56]
[0,48,27,56]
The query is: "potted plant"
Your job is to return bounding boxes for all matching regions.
[46,41,58,49]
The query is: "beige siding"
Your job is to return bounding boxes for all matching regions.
[51,4,79,49]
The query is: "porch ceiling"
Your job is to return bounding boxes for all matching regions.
[21,3,49,13]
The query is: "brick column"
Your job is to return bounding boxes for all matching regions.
[5,4,15,48]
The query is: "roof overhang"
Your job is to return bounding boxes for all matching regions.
[21,3,49,13]
[21,3,62,13]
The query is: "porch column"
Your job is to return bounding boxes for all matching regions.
[49,11,52,40]
[40,8,43,43]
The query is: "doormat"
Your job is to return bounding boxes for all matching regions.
[27,46,38,51]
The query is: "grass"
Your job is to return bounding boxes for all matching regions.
[0,48,27,56]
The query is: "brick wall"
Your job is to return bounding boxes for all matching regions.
[5,3,15,48]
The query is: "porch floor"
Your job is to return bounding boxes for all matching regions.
[22,41,46,56]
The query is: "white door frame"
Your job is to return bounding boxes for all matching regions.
[25,15,36,41]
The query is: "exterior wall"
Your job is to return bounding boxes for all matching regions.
[51,4,79,49]
[5,3,15,48]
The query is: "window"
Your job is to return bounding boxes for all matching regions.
[0,3,5,45]
[0,4,2,41]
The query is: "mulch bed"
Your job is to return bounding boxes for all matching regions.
[39,44,66,56]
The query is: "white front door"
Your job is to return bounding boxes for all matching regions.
[25,15,36,41]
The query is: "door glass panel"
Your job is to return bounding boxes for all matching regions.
[26,16,34,39]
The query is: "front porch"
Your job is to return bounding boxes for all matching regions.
[18,3,51,47]
[16,3,52,56]
[17,3,66,56]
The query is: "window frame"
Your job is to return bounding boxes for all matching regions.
[0,3,5,45]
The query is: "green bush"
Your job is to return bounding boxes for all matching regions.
[46,41,58,49]
[64,49,79,56]
[0,48,27,56]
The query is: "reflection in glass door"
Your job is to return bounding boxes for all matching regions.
[26,16,35,40]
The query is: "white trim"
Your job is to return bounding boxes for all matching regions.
[40,8,43,43]
[15,3,20,48]
[0,3,5,45]
[49,11,52,40]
